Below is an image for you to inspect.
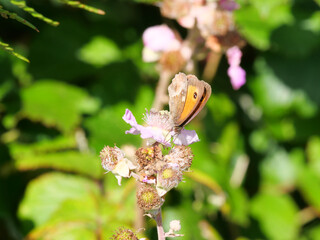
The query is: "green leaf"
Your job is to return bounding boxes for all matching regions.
[20,80,100,133]
[302,11,320,33]
[297,166,320,211]
[85,86,153,152]
[18,172,100,227]
[207,93,236,125]
[77,36,122,67]
[250,193,299,240]
[0,4,39,32]
[227,186,249,226]
[0,40,29,63]
[249,129,273,153]
[10,0,60,26]
[84,104,140,153]
[300,225,320,240]
[306,136,320,177]
[9,136,102,178]
[235,0,293,49]
[260,148,297,190]
[271,24,320,58]
[215,122,240,165]
[57,0,105,15]
[250,58,317,118]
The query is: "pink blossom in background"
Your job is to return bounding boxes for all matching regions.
[178,3,216,36]
[218,0,239,11]
[226,46,246,90]
[142,25,181,52]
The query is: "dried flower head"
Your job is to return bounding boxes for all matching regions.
[159,50,185,73]
[100,146,124,172]
[156,164,183,196]
[100,146,137,185]
[136,144,162,170]
[164,146,193,171]
[160,0,192,19]
[110,227,138,240]
[137,185,164,211]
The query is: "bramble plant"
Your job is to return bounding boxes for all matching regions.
[99,0,247,238]
[3,0,319,239]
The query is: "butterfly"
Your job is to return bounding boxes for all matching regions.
[168,72,212,133]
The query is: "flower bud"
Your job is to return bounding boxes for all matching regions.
[170,220,181,232]
[110,227,138,240]
[137,185,164,211]
[164,146,193,171]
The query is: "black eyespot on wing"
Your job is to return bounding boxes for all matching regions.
[193,92,197,99]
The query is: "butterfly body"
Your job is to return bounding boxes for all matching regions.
[168,73,212,131]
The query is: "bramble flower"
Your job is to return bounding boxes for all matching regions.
[142,25,181,62]
[123,109,200,147]
[164,146,193,171]
[226,46,246,90]
[100,146,137,185]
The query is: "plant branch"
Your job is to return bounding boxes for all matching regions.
[154,208,166,240]
[202,50,223,82]
[152,71,172,111]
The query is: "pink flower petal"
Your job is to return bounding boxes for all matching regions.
[122,109,141,135]
[226,46,242,66]
[142,25,181,52]
[173,129,200,146]
[228,65,246,90]
[123,109,200,146]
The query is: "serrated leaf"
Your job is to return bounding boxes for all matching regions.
[20,80,99,133]
[9,136,102,178]
[18,172,100,227]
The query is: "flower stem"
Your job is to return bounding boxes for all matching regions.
[152,70,172,111]
[155,208,166,240]
[202,51,223,82]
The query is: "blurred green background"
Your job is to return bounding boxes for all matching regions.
[1,0,320,239]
